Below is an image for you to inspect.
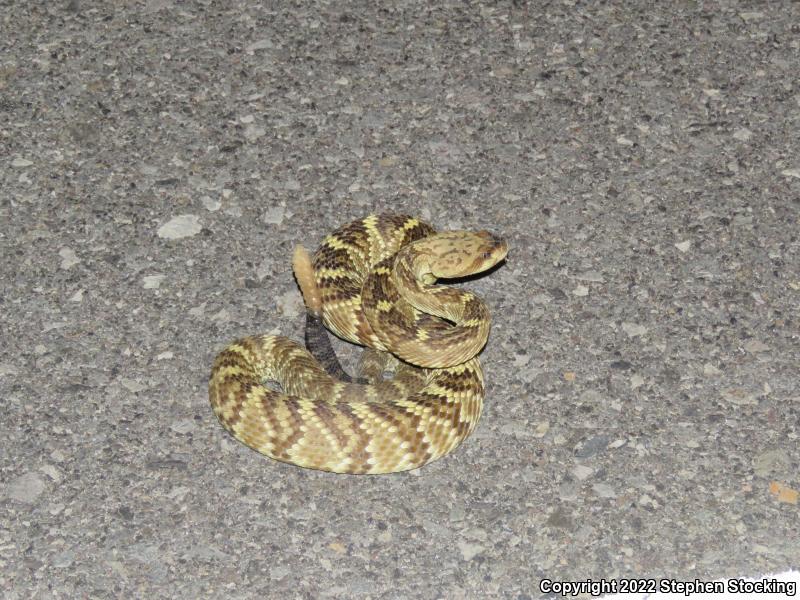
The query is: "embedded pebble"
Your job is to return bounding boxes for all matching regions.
[201,195,221,211]
[119,378,147,393]
[39,464,62,483]
[572,465,594,480]
[188,302,206,317]
[223,203,242,217]
[275,289,303,318]
[457,540,485,561]
[703,363,722,376]
[12,157,33,167]
[721,387,757,406]
[59,247,80,269]
[574,435,612,458]
[462,527,488,542]
[558,481,581,501]
[143,274,166,289]
[167,486,190,501]
[6,472,46,503]
[622,322,648,337]
[533,421,550,438]
[575,270,605,283]
[53,550,75,568]
[572,284,589,297]
[744,339,770,353]
[639,493,659,508]
[211,308,231,323]
[170,419,197,434]
[593,483,617,498]
[157,215,201,239]
[0,363,20,376]
[244,124,266,141]
[514,91,541,102]
[449,505,466,522]
[245,39,273,53]
[269,566,291,581]
[513,352,530,367]
[674,240,691,253]
[263,205,286,224]
[753,449,790,477]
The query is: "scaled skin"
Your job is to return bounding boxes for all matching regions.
[209,214,506,473]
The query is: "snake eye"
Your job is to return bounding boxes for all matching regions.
[482,251,492,259]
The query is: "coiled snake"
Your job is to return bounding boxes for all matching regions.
[209,214,508,473]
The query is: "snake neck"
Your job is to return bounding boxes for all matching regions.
[385,247,492,368]
[392,251,471,322]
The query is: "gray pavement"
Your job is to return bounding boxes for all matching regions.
[1,1,798,598]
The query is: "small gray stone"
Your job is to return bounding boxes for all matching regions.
[170,419,197,434]
[263,205,286,224]
[201,195,221,212]
[0,363,20,377]
[275,290,303,318]
[457,540,485,560]
[744,339,770,353]
[574,270,605,283]
[592,483,617,498]
[157,215,202,239]
[142,274,166,289]
[244,124,267,141]
[245,39,274,53]
[574,435,611,458]
[59,247,80,269]
[753,449,790,477]
[721,387,757,406]
[622,322,648,337]
[6,472,46,503]
[52,550,75,568]
[269,565,291,580]
[119,378,147,393]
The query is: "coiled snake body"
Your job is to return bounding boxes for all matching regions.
[209,214,507,473]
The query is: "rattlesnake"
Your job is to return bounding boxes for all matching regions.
[209,214,507,474]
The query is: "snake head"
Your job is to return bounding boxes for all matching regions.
[421,230,509,279]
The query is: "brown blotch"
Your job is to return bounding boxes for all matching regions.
[335,402,373,469]
[272,396,305,460]
[312,402,349,450]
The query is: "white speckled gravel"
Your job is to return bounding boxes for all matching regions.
[1,2,798,598]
